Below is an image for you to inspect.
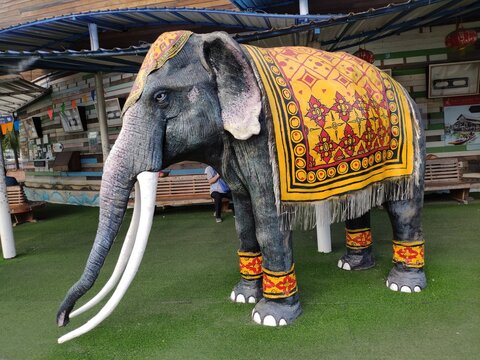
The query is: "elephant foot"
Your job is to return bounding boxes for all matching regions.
[251,294,302,326]
[386,263,426,293]
[337,251,375,271]
[230,278,262,304]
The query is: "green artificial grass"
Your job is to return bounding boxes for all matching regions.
[1,196,479,359]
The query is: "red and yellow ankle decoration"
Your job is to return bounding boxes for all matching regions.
[262,264,298,299]
[346,228,372,250]
[392,240,424,268]
[238,251,263,280]
[238,251,298,299]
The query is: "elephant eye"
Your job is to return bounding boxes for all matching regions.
[154,91,169,107]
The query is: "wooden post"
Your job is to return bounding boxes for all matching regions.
[88,23,110,161]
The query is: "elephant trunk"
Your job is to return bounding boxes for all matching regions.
[57,121,157,327]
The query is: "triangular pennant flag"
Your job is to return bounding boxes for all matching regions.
[83,95,88,103]
[71,99,77,109]
[6,122,13,132]
[91,90,96,101]
[1,123,7,135]
[61,102,65,114]
[13,120,20,131]
[47,108,54,120]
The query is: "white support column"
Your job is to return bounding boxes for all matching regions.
[299,0,332,253]
[88,23,110,160]
[0,152,16,259]
[299,0,309,16]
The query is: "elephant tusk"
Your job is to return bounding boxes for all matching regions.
[70,181,142,318]
[58,171,158,344]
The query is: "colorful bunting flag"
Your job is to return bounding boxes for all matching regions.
[61,102,65,114]
[71,99,77,109]
[91,90,96,101]
[47,108,54,120]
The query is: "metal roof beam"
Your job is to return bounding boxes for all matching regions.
[80,16,126,32]
[234,0,447,43]
[334,0,480,50]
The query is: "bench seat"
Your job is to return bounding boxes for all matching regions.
[7,185,45,225]
[424,157,471,203]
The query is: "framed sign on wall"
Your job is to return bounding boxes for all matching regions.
[428,61,480,98]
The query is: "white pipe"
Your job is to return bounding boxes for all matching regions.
[70,181,142,318]
[58,171,158,343]
[0,158,15,259]
[299,0,309,15]
[315,204,332,253]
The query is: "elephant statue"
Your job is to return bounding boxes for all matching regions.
[57,31,426,343]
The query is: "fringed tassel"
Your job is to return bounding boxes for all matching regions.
[280,175,415,230]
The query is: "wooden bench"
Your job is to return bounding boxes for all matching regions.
[154,174,231,212]
[6,185,45,225]
[424,157,471,203]
[155,174,212,206]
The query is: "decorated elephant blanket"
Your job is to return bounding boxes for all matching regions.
[243,45,419,226]
[243,45,414,200]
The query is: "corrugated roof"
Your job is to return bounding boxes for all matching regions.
[0,75,50,115]
[0,7,332,52]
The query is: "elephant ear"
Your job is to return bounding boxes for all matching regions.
[201,32,261,140]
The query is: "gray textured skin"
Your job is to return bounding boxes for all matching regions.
[57,32,426,328]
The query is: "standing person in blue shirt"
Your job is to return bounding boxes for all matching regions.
[205,165,232,223]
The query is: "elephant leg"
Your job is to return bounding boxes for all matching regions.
[338,211,376,271]
[249,197,302,327]
[384,193,426,293]
[230,192,263,304]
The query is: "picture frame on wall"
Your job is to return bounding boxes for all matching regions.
[428,61,480,98]
[23,116,42,139]
[95,98,122,126]
[60,106,87,133]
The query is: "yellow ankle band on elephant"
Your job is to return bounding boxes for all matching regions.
[238,251,263,280]
[262,265,298,299]
[346,228,372,250]
[392,240,425,268]
[244,45,419,227]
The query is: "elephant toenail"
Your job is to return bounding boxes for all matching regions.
[400,286,412,293]
[414,286,422,293]
[263,315,277,326]
[389,283,399,291]
[248,296,256,304]
[337,260,343,268]
[230,291,236,301]
[342,262,351,271]
[253,312,261,324]
[279,319,287,326]
[236,294,246,303]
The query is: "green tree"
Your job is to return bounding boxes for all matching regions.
[1,129,20,170]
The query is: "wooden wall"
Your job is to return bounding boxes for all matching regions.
[0,0,235,29]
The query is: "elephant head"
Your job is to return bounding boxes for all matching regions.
[56,31,262,342]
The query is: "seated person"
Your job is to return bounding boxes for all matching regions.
[4,171,19,186]
[205,166,232,223]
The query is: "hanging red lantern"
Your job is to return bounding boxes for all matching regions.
[445,27,477,50]
[353,48,375,64]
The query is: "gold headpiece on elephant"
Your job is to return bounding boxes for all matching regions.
[122,31,193,115]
